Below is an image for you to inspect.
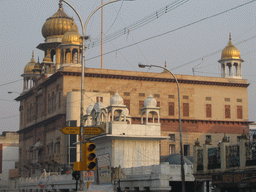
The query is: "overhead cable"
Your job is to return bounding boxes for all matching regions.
[85,0,256,69]
[87,0,189,48]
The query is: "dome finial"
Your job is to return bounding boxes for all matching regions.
[59,0,63,11]
[164,61,167,68]
[32,50,34,58]
[229,32,231,41]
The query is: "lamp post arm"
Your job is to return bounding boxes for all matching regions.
[84,0,122,34]
[61,0,85,34]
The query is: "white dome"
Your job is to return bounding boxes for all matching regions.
[93,101,106,113]
[86,103,94,115]
[110,92,124,106]
[122,108,129,116]
[144,94,157,108]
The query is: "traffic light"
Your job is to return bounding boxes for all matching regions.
[83,142,96,171]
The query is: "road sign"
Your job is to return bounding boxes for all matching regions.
[60,127,80,135]
[60,126,104,135]
[83,127,104,135]
[83,171,94,182]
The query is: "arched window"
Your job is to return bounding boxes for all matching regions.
[48,94,51,113]
[72,49,78,63]
[52,92,56,112]
[237,106,243,119]
[206,104,212,118]
[51,49,56,63]
[169,102,174,116]
[227,63,232,76]
[234,63,238,76]
[225,105,231,119]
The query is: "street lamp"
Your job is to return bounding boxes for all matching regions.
[61,0,134,191]
[138,62,186,192]
[8,91,21,95]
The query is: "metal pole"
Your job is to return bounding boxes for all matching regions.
[61,1,85,190]
[61,0,133,190]
[101,0,103,69]
[138,63,186,192]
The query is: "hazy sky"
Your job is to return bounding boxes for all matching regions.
[1,0,256,133]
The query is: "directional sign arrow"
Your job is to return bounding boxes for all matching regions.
[83,127,104,135]
[60,127,80,135]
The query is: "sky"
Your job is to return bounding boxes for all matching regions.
[0,0,256,133]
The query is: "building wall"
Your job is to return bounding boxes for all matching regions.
[112,139,160,168]
[0,132,19,182]
[17,67,249,176]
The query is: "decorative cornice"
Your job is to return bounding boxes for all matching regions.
[16,69,249,101]
[58,71,249,88]
[132,116,251,125]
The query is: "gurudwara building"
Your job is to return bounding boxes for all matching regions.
[15,1,249,178]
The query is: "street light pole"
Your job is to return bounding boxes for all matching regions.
[138,63,186,192]
[61,0,133,191]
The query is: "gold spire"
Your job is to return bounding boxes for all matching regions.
[162,61,169,73]
[220,33,241,60]
[59,0,63,11]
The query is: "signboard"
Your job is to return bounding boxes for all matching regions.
[84,127,104,135]
[212,171,256,188]
[83,171,94,182]
[97,154,111,184]
[60,127,80,135]
[60,125,104,135]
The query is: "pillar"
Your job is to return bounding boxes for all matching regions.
[203,139,212,172]
[56,49,61,64]
[239,133,247,169]
[220,136,229,171]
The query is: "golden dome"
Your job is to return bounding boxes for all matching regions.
[62,24,82,45]
[41,2,78,39]
[221,34,241,60]
[24,53,36,74]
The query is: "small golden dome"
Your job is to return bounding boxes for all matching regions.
[221,33,241,60]
[62,24,82,45]
[41,2,78,39]
[24,53,36,74]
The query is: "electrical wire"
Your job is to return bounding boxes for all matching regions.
[87,0,189,48]
[0,79,22,87]
[0,115,19,120]
[85,0,256,63]
[105,0,124,34]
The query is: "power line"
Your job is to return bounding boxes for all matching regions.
[0,99,17,102]
[0,115,19,120]
[0,79,22,87]
[85,0,256,63]
[87,0,189,48]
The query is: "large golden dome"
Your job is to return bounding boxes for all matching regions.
[24,54,36,74]
[41,2,78,39]
[221,34,241,60]
[62,24,82,45]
